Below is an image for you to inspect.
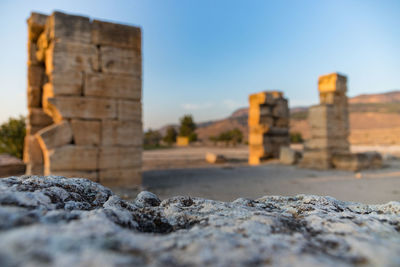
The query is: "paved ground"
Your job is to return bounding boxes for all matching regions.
[126,146,400,204]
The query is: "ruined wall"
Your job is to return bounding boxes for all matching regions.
[300,73,350,169]
[24,11,142,187]
[248,91,289,165]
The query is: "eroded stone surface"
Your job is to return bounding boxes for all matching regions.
[0,176,399,266]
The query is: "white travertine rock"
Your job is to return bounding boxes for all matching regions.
[0,176,399,267]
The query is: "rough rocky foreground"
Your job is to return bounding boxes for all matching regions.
[0,176,399,267]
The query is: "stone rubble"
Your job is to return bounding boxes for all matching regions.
[0,176,399,266]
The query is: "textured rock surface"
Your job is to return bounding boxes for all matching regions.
[0,176,399,267]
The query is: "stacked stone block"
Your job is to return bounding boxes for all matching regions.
[300,73,350,169]
[24,11,142,187]
[248,91,290,165]
[24,13,53,175]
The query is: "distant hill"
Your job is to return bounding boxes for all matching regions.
[349,90,400,104]
[191,90,400,145]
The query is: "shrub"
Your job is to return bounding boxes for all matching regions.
[0,116,26,159]
[163,126,177,145]
[290,132,303,143]
[179,115,197,142]
[209,128,243,146]
[144,129,162,146]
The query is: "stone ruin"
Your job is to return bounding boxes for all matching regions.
[299,73,350,169]
[248,91,290,165]
[300,73,382,170]
[23,12,142,187]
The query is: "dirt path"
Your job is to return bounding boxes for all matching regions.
[133,146,400,204]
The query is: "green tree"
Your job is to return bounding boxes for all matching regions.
[179,115,197,142]
[163,126,177,145]
[0,116,26,159]
[209,128,243,146]
[143,129,162,146]
[188,132,198,142]
[290,132,303,143]
[229,128,243,145]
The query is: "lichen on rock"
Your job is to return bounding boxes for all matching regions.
[0,175,399,266]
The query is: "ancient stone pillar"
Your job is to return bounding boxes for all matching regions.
[24,13,53,175]
[300,73,350,169]
[248,91,290,165]
[24,11,142,187]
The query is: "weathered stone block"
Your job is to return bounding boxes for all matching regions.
[279,146,302,165]
[23,135,43,164]
[249,92,277,106]
[299,150,332,170]
[99,168,141,187]
[27,12,48,42]
[46,71,83,95]
[28,42,39,65]
[249,144,273,158]
[36,121,73,151]
[26,125,46,135]
[248,125,271,135]
[85,73,141,100]
[98,146,142,169]
[249,125,288,136]
[274,117,289,127]
[27,86,41,108]
[28,108,53,126]
[205,153,226,164]
[308,104,343,131]
[43,96,116,122]
[44,145,98,174]
[332,152,383,171]
[101,120,142,146]
[28,65,45,88]
[305,138,349,151]
[248,133,263,146]
[91,20,141,50]
[319,91,347,105]
[248,107,273,126]
[248,155,261,165]
[318,73,347,93]
[100,46,141,75]
[272,99,289,118]
[25,163,44,175]
[47,11,91,44]
[70,120,100,146]
[36,32,49,62]
[45,41,99,74]
[117,100,141,121]
[259,116,274,127]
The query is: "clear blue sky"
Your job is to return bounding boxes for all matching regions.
[0,0,399,129]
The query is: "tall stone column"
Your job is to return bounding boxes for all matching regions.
[25,11,143,187]
[248,91,289,165]
[300,73,350,169]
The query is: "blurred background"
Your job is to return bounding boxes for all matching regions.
[1,0,400,204]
